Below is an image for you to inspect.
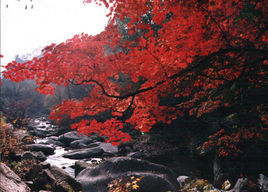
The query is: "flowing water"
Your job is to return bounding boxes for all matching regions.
[33,118,102,177]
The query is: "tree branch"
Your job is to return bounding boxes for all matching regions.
[71,47,267,99]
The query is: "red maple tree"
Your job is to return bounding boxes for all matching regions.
[3,0,267,152]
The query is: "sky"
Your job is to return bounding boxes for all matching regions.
[0,0,109,67]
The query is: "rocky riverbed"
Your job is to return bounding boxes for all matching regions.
[1,117,267,192]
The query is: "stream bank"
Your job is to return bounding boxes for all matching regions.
[1,117,267,192]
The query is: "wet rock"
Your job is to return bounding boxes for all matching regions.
[70,138,93,149]
[74,161,92,177]
[27,144,55,155]
[102,152,116,158]
[127,151,143,159]
[63,147,104,159]
[258,174,268,192]
[88,142,101,148]
[49,166,82,192]
[0,162,31,192]
[47,136,59,140]
[39,136,65,147]
[71,142,88,149]
[59,131,89,145]
[27,118,58,138]
[99,142,118,153]
[89,135,105,142]
[76,157,179,192]
[35,129,53,138]
[29,166,82,192]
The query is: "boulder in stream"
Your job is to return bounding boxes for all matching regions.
[63,147,104,159]
[127,151,143,159]
[74,160,95,177]
[70,138,93,149]
[29,166,82,192]
[76,156,179,192]
[49,165,82,191]
[39,136,65,147]
[58,131,89,145]
[26,144,55,155]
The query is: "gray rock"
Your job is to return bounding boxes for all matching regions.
[63,147,104,159]
[39,136,65,147]
[35,129,53,138]
[29,166,82,192]
[88,142,101,148]
[59,131,89,145]
[0,162,31,192]
[39,139,65,147]
[27,144,55,155]
[49,166,82,192]
[47,136,59,141]
[71,142,88,149]
[177,176,190,187]
[258,174,268,192]
[34,151,47,161]
[74,161,92,177]
[89,135,105,142]
[231,178,249,192]
[76,157,179,192]
[99,142,118,153]
[22,151,47,162]
[70,138,93,149]
[127,151,143,158]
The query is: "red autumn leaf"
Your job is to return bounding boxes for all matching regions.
[3,0,267,150]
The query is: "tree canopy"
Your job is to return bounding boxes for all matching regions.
[3,0,267,154]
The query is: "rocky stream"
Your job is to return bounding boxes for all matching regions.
[1,117,267,192]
